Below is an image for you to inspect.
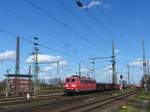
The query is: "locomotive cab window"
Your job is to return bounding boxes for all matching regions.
[66,78,70,82]
[71,78,76,82]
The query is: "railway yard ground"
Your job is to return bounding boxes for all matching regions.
[118,90,150,112]
[0,91,113,112]
[1,89,148,112]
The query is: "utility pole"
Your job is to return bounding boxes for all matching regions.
[56,62,59,78]
[15,37,20,95]
[147,60,149,89]
[78,63,81,77]
[33,37,39,97]
[147,60,149,76]
[55,61,60,85]
[5,74,8,99]
[142,41,147,92]
[5,69,10,99]
[127,64,130,86]
[28,66,32,92]
[89,41,116,82]
[90,58,96,79]
[112,40,117,85]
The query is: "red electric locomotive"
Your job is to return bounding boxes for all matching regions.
[64,75,96,94]
[64,75,121,94]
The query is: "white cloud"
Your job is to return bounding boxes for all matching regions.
[26,54,68,72]
[106,69,112,75]
[82,0,101,9]
[43,60,68,72]
[103,64,112,74]
[104,64,112,71]
[129,58,143,67]
[77,0,111,9]
[26,54,64,63]
[0,50,16,62]
[87,0,101,8]
[43,66,53,72]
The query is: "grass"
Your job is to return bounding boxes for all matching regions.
[119,105,138,112]
[138,90,150,112]
[112,88,133,96]
[138,91,150,100]
[118,89,150,112]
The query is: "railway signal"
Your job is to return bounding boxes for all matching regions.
[120,75,123,79]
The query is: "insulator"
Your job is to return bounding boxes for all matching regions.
[76,0,83,7]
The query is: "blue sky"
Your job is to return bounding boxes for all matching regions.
[0,0,150,84]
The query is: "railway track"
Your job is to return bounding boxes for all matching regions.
[0,93,64,102]
[58,91,136,112]
[0,93,64,107]
[0,91,114,112]
[0,90,135,112]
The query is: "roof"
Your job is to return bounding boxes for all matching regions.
[5,74,32,78]
[68,75,95,81]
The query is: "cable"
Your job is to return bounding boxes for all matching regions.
[96,6,138,57]
[85,9,116,39]
[75,0,137,57]
[0,27,88,66]
[0,27,68,55]
[25,0,105,53]
[97,6,116,31]
[85,9,137,57]
[57,0,110,55]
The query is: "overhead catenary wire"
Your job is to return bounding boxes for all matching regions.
[25,0,128,77]
[0,27,68,56]
[85,9,115,38]
[75,0,137,58]
[25,0,106,54]
[0,27,90,67]
[57,0,110,56]
[96,6,138,57]
[84,9,138,58]
[0,28,85,76]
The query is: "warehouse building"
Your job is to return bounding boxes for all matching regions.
[6,74,32,93]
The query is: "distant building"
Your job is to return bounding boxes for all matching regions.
[6,74,32,93]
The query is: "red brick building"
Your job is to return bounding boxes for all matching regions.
[6,74,32,93]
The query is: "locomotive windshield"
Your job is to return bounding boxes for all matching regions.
[71,78,76,82]
[66,78,70,82]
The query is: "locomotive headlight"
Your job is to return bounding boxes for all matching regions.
[71,84,76,87]
[65,84,69,87]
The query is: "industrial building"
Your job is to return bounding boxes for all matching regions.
[6,74,32,93]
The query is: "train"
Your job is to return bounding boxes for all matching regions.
[64,75,121,94]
